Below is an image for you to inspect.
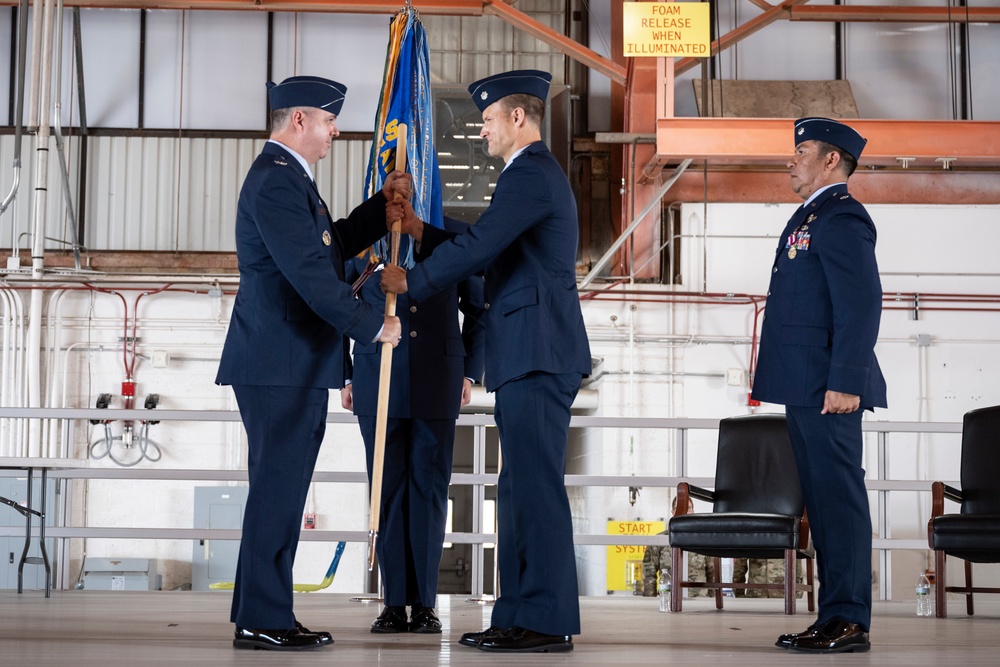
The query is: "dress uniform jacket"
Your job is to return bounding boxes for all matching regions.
[403,140,590,637]
[215,140,391,630]
[406,141,591,390]
[751,184,886,409]
[751,182,885,631]
[216,141,388,389]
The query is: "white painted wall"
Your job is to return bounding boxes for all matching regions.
[2,2,999,604]
[4,201,999,600]
[572,202,1000,598]
[42,286,372,592]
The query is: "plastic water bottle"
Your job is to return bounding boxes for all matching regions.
[658,569,672,612]
[916,573,933,616]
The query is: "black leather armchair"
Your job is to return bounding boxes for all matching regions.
[928,404,1000,618]
[667,414,815,614]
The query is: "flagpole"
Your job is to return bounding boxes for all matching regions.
[368,123,407,571]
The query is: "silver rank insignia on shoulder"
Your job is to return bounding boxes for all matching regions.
[322,230,332,246]
[840,195,850,199]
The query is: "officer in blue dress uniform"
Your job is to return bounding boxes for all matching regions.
[752,117,887,654]
[216,75,407,651]
[342,220,485,635]
[380,70,591,653]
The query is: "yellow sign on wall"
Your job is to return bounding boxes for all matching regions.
[623,2,711,58]
[606,520,665,592]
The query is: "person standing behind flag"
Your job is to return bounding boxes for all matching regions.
[342,218,485,634]
[381,69,591,654]
[350,7,484,635]
[216,75,406,652]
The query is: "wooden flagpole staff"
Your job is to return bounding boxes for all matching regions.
[368,123,407,570]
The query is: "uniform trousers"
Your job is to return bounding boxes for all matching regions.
[786,406,872,631]
[359,415,455,608]
[491,371,581,636]
[229,384,328,629]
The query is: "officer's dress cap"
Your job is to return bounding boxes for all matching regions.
[794,117,866,161]
[468,69,552,112]
[267,76,347,115]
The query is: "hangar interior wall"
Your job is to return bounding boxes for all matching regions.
[2,202,996,599]
[0,3,998,600]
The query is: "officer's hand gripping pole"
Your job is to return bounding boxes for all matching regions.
[368,123,407,571]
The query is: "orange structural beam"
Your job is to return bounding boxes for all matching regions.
[655,118,1000,169]
[0,0,487,14]
[790,5,1000,23]
[664,170,1000,207]
[0,0,626,83]
[674,0,808,76]
[484,0,626,84]
[673,3,1000,76]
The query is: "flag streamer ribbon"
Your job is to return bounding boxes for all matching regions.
[364,6,442,269]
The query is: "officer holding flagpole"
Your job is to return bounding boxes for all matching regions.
[217,75,407,651]
[382,69,590,654]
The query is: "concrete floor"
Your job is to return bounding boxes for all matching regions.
[1,590,998,665]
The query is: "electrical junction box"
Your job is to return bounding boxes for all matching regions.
[192,486,248,591]
[81,557,161,591]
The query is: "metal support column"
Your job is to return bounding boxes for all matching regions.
[468,422,487,600]
[877,430,891,600]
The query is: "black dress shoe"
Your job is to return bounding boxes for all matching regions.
[295,621,334,645]
[233,626,327,651]
[789,619,870,653]
[775,623,819,649]
[477,626,573,653]
[458,625,505,648]
[371,605,409,633]
[409,606,442,634]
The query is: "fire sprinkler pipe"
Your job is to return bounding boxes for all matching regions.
[0,286,27,457]
[0,0,30,251]
[23,0,58,456]
[31,0,56,278]
[52,0,83,271]
[578,285,1000,407]
[26,0,42,130]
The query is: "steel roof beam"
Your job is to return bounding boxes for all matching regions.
[0,0,487,14]
[654,118,1000,168]
[790,5,1000,23]
[483,0,626,84]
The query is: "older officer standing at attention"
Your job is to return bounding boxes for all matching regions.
[381,70,590,653]
[752,117,886,654]
[216,75,406,651]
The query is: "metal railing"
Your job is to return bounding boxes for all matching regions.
[0,407,962,599]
